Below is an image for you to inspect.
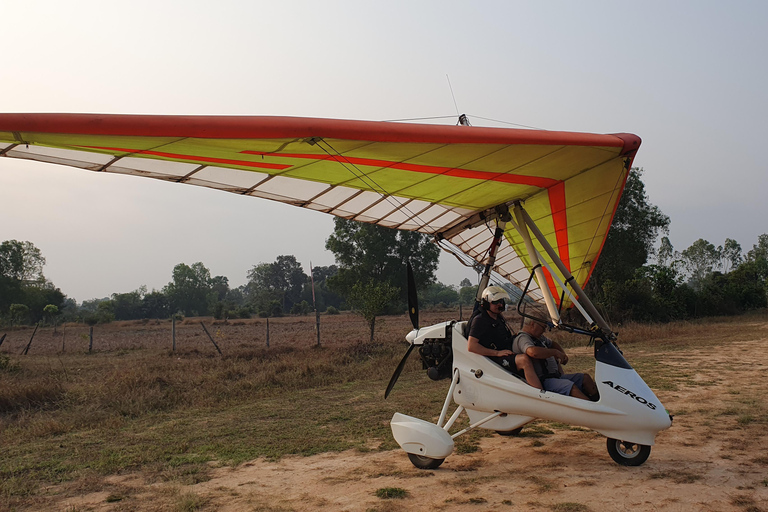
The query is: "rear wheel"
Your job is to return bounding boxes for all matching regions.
[496,427,523,436]
[407,453,445,470]
[606,438,651,466]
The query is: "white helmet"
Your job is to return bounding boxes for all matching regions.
[481,285,510,309]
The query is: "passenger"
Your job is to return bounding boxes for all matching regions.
[513,318,598,401]
[467,286,543,390]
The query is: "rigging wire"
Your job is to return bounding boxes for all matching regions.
[464,114,545,131]
[447,74,460,116]
[382,115,458,123]
[313,139,431,232]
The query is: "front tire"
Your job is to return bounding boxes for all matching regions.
[606,438,651,466]
[407,453,445,470]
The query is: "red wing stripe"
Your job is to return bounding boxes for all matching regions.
[241,150,559,188]
[81,146,292,171]
[547,182,571,272]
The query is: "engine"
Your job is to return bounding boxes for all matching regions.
[418,322,454,381]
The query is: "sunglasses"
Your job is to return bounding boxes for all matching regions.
[491,299,506,306]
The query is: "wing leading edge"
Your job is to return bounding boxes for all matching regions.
[0,113,640,303]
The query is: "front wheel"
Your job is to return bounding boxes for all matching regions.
[606,438,651,466]
[407,453,445,470]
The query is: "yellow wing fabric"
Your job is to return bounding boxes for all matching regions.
[0,114,639,304]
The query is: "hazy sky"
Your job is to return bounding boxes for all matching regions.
[1,1,766,302]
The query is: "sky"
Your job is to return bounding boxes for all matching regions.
[1,1,766,303]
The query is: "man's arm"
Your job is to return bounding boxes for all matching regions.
[521,335,567,363]
[468,336,512,357]
[524,345,566,362]
[549,340,569,365]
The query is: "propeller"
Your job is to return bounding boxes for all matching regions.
[384,261,419,399]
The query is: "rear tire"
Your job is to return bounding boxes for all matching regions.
[606,438,651,466]
[407,453,445,470]
[496,427,523,436]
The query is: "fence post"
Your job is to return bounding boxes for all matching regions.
[199,322,223,356]
[172,316,176,352]
[22,323,39,355]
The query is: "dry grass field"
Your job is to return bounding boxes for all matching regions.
[1,310,768,511]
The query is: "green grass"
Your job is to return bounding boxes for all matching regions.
[375,487,408,499]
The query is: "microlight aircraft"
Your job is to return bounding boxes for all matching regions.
[0,113,671,468]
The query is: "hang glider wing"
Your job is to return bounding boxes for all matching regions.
[0,114,640,304]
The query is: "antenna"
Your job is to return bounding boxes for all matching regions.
[446,75,471,126]
[446,74,460,115]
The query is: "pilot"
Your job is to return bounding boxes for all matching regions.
[513,317,598,401]
[467,286,543,390]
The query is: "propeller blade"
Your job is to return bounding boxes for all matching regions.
[407,261,419,330]
[384,343,416,399]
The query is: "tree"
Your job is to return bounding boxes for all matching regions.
[164,262,214,316]
[300,265,343,312]
[0,240,48,314]
[21,282,65,324]
[141,290,170,319]
[9,303,29,326]
[459,285,477,306]
[656,236,675,267]
[347,279,400,342]
[681,239,720,290]
[246,255,307,313]
[210,275,230,301]
[111,287,146,320]
[419,282,459,307]
[720,238,743,273]
[589,169,670,288]
[325,218,440,310]
[43,304,59,329]
[0,240,46,283]
[747,234,768,263]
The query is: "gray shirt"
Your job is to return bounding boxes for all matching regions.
[513,331,560,377]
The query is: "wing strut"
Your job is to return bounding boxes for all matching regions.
[511,203,561,323]
[474,205,512,303]
[516,203,614,337]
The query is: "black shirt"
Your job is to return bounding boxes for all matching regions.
[468,308,514,352]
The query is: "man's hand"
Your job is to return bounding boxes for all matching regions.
[555,351,568,365]
[497,349,513,357]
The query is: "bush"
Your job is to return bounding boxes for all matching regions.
[212,301,226,320]
[290,300,311,316]
[326,306,339,315]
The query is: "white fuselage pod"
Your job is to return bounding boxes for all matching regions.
[450,321,671,445]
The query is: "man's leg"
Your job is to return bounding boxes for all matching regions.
[568,384,590,400]
[515,354,543,390]
[550,374,590,400]
[581,374,598,398]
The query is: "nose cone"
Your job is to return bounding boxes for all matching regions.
[406,329,418,343]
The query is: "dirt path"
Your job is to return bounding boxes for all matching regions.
[61,332,768,512]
